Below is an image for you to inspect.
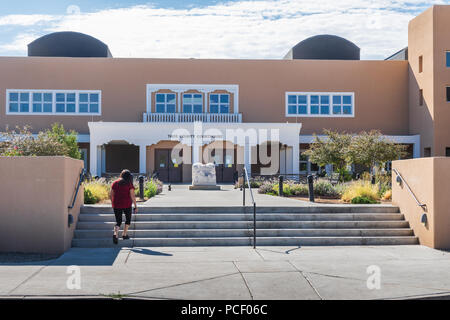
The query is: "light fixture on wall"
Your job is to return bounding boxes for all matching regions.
[68,214,74,228]
[396,175,402,185]
[421,213,428,225]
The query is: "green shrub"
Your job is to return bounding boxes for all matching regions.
[290,184,309,196]
[351,196,378,204]
[83,180,110,204]
[84,188,99,204]
[143,179,163,199]
[313,180,340,197]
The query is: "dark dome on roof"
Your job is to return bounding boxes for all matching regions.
[28,32,112,58]
[284,34,360,60]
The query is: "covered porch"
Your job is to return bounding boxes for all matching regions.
[88,122,302,181]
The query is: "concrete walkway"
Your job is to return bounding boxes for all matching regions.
[144,184,392,208]
[1,245,449,300]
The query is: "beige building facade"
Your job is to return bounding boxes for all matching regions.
[0,5,449,182]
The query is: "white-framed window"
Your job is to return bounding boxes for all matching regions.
[183,93,203,113]
[155,93,176,113]
[286,92,354,117]
[210,93,229,114]
[6,90,101,115]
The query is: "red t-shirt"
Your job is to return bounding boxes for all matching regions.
[111,179,135,209]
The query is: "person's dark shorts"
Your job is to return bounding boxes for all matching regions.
[113,207,132,227]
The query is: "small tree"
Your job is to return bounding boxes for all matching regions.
[0,124,81,159]
[304,129,352,181]
[46,123,82,160]
[0,126,68,157]
[348,130,407,175]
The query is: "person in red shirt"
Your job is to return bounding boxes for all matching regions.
[110,169,138,244]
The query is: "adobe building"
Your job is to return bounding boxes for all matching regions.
[0,5,449,183]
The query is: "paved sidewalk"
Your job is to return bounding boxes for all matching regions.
[1,245,449,300]
[144,184,394,208]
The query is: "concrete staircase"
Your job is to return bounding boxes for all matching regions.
[72,205,418,247]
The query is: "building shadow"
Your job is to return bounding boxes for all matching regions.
[130,248,173,256]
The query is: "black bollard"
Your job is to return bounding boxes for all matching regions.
[139,176,144,200]
[307,174,315,202]
[279,175,284,197]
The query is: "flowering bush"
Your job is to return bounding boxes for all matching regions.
[0,124,81,159]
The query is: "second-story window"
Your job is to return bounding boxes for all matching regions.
[7,90,101,115]
[210,93,229,113]
[56,92,76,113]
[155,93,176,113]
[286,92,354,117]
[446,51,450,68]
[183,94,203,113]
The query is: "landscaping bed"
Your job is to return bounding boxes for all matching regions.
[83,177,163,204]
[238,173,392,204]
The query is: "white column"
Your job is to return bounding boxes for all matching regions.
[139,144,147,174]
[90,142,98,177]
[292,143,299,174]
[96,145,102,177]
[101,147,106,175]
[244,138,251,176]
[280,147,286,174]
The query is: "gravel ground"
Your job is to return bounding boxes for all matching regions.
[0,253,60,263]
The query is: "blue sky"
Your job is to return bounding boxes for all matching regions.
[0,0,448,59]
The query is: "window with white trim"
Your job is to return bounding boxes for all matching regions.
[183,93,203,113]
[6,90,101,115]
[286,92,354,117]
[155,93,176,113]
[210,93,229,113]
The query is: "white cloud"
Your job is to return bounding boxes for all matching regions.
[0,0,447,59]
[0,14,56,26]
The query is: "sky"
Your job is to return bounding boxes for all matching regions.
[0,0,448,60]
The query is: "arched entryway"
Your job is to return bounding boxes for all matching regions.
[103,140,139,175]
[148,140,191,183]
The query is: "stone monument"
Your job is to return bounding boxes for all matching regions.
[189,162,221,190]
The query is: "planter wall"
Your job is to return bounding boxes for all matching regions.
[0,156,84,254]
[392,157,450,249]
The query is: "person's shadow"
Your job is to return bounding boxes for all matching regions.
[130,248,173,256]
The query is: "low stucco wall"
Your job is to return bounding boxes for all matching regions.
[392,157,450,249]
[0,156,84,254]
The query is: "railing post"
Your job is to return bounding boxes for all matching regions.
[279,175,284,197]
[242,171,246,206]
[307,174,315,202]
[139,175,145,201]
[253,202,256,249]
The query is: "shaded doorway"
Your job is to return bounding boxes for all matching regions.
[155,148,183,183]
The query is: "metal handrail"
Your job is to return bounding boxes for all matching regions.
[393,168,427,211]
[242,167,256,249]
[68,168,86,209]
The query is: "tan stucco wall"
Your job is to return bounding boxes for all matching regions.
[0,156,84,254]
[408,5,450,156]
[392,157,450,249]
[0,57,408,136]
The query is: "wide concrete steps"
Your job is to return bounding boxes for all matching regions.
[72,236,418,247]
[72,205,418,247]
[78,213,405,222]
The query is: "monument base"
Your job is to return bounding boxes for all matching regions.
[189,185,221,190]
